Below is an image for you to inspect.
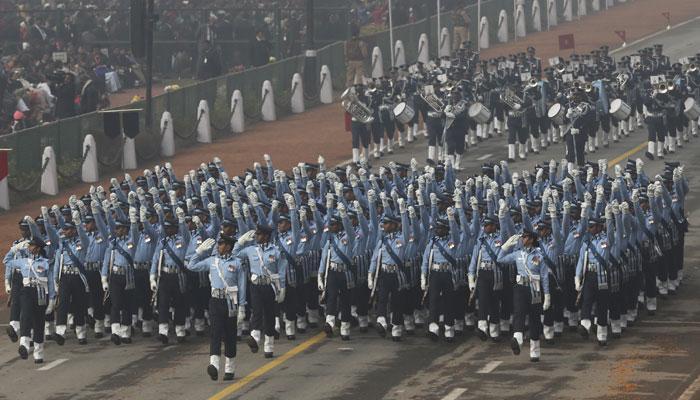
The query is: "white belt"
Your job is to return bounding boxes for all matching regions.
[431,263,451,271]
[62,265,80,274]
[161,265,180,274]
[381,264,399,273]
[211,288,227,299]
[479,261,496,270]
[251,274,271,285]
[329,262,348,272]
[111,266,128,275]
[586,263,599,272]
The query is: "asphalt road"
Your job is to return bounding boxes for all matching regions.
[2,20,700,400]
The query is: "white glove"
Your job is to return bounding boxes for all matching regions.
[468,275,476,291]
[536,168,544,182]
[129,207,138,224]
[367,274,374,290]
[4,279,10,294]
[446,206,455,219]
[563,201,571,213]
[575,276,582,292]
[175,207,186,223]
[325,193,334,210]
[45,298,55,315]
[408,206,416,219]
[502,234,521,251]
[511,172,519,186]
[470,196,478,211]
[242,204,251,218]
[614,164,622,178]
[150,275,158,292]
[621,202,630,214]
[249,191,259,206]
[410,158,418,171]
[612,202,620,215]
[548,203,557,218]
[102,276,109,292]
[605,204,613,220]
[636,158,644,174]
[169,190,177,206]
[337,202,347,218]
[219,191,227,207]
[237,306,246,322]
[317,275,325,292]
[264,153,272,166]
[192,216,203,229]
[232,202,241,218]
[271,200,280,211]
[284,193,296,210]
[153,203,162,214]
[237,230,256,246]
[276,288,285,304]
[334,181,343,197]
[72,210,82,225]
[415,190,424,206]
[429,192,438,206]
[397,198,406,214]
[543,293,551,311]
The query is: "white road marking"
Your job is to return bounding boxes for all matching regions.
[337,347,354,352]
[477,360,502,374]
[37,358,68,371]
[441,388,467,400]
[678,375,700,400]
[477,154,492,161]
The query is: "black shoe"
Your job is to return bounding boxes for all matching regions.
[273,330,280,340]
[545,338,554,345]
[287,335,295,341]
[647,309,656,316]
[341,335,350,341]
[359,327,368,333]
[554,332,562,337]
[444,336,454,343]
[612,332,621,339]
[241,329,250,336]
[159,334,169,345]
[122,337,132,344]
[465,324,475,332]
[105,326,112,334]
[45,333,54,341]
[530,357,540,362]
[406,329,415,336]
[207,365,218,381]
[426,158,435,166]
[391,336,401,342]
[491,336,502,343]
[78,338,88,345]
[645,151,654,160]
[247,336,259,353]
[511,338,521,355]
[598,340,607,347]
[323,323,334,338]
[95,332,104,339]
[350,316,359,327]
[376,324,386,338]
[428,331,439,342]
[264,352,274,358]
[477,329,488,341]
[455,330,464,337]
[86,314,95,329]
[142,332,152,338]
[223,373,234,381]
[196,331,205,337]
[297,328,307,334]
[578,326,589,339]
[568,325,578,333]
[176,336,186,344]
[308,323,318,329]
[669,289,677,296]
[34,358,43,364]
[54,334,65,346]
[185,329,191,337]
[18,345,28,359]
[111,334,121,345]
[507,158,516,163]
[6,326,18,342]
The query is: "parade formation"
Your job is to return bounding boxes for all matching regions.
[2,39,696,384]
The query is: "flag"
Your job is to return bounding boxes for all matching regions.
[614,30,626,42]
[0,150,7,181]
[558,34,575,51]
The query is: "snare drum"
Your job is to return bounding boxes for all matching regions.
[468,102,491,124]
[609,98,632,121]
[393,102,415,124]
[547,103,566,126]
[684,97,700,120]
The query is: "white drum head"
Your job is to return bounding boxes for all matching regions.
[547,103,562,118]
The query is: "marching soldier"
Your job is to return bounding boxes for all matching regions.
[4,219,33,342]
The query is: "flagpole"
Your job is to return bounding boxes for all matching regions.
[477,0,481,51]
[389,0,394,67]
[437,0,441,55]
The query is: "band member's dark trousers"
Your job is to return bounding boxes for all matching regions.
[642,257,658,300]
[565,132,587,166]
[109,275,135,327]
[283,284,305,321]
[370,120,383,144]
[134,269,154,321]
[527,116,547,137]
[427,118,443,147]
[428,271,457,326]
[186,272,208,322]
[609,289,623,321]
[56,274,88,327]
[580,271,609,327]
[628,269,641,311]
[304,280,319,314]
[564,261,578,314]
[353,283,370,317]
[209,298,237,357]
[381,112,395,140]
[250,283,276,337]
[599,113,611,134]
[85,270,106,322]
[9,270,22,323]
[376,272,405,326]
[500,264,515,322]
[543,274,564,326]
[446,127,466,155]
[20,286,46,344]
[646,117,666,142]
[513,284,542,339]
[476,270,501,323]
[507,118,528,144]
[157,273,186,326]
[351,122,370,149]
[325,270,352,323]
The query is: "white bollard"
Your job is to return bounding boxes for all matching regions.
[547,0,558,28]
[394,40,405,67]
[320,65,333,104]
[591,0,600,12]
[40,146,58,196]
[122,137,137,171]
[532,0,542,31]
[497,10,509,43]
[291,73,305,114]
[438,27,451,58]
[81,134,98,183]
[196,100,212,143]
[371,46,384,78]
[160,112,175,157]
[578,0,587,17]
[479,16,490,49]
[563,0,573,21]
[230,90,245,133]
[417,34,430,65]
[261,80,276,122]
[515,5,526,38]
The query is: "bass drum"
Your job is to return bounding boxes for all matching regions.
[609,98,632,121]
[468,102,491,124]
[393,102,415,124]
[547,103,566,126]
[684,97,700,120]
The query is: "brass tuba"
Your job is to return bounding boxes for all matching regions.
[341,88,374,123]
[420,91,446,113]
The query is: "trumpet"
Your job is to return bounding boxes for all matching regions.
[655,82,668,94]
[687,63,698,73]
[527,77,538,88]
[500,89,524,109]
[555,63,567,74]
[617,72,630,90]
[584,82,594,93]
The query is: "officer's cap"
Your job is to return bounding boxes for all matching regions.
[483,215,498,226]
[256,224,273,236]
[381,215,400,224]
[62,221,76,229]
[329,215,343,225]
[193,208,207,215]
[221,218,236,227]
[19,219,29,228]
[588,217,604,226]
[29,237,46,248]
[537,218,552,230]
[218,235,235,247]
[433,218,449,230]
[509,207,522,216]
[84,214,95,223]
[115,219,130,228]
[278,213,290,222]
[172,181,184,189]
[163,219,177,228]
[522,228,538,239]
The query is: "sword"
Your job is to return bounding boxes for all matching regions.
[369,248,382,303]
[151,249,164,307]
[420,247,434,306]
[103,249,114,305]
[319,244,331,303]
[468,247,483,307]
